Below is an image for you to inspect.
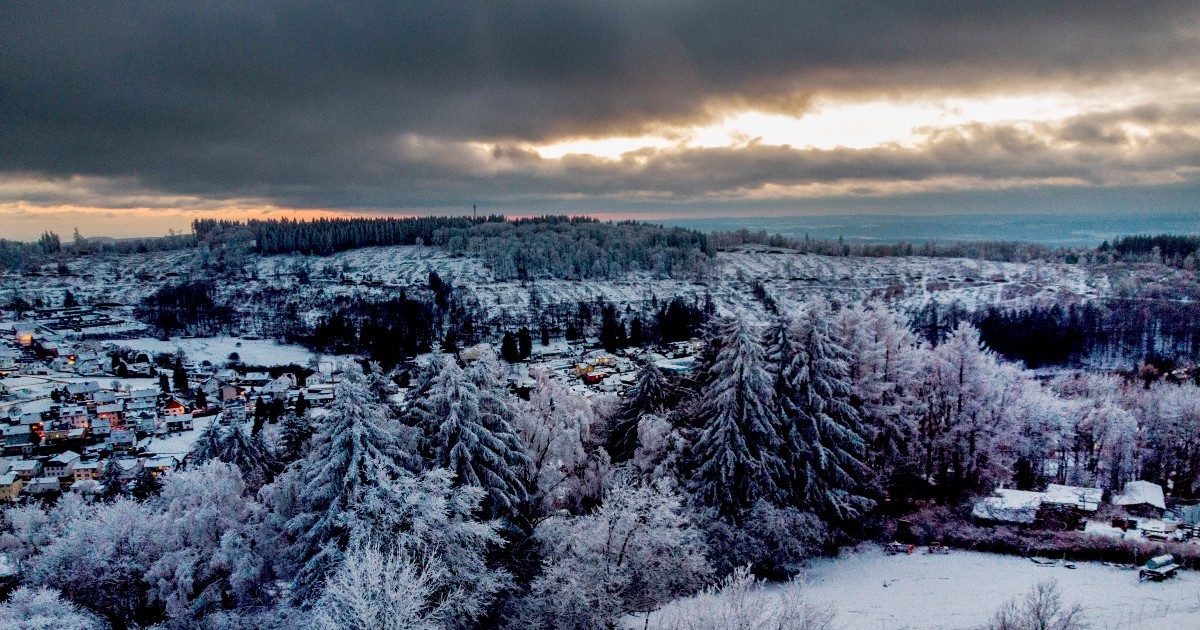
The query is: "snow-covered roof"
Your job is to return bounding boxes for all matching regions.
[48,451,80,466]
[65,381,100,395]
[1043,484,1102,512]
[1115,480,1165,510]
[971,488,1043,524]
[0,473,18,486]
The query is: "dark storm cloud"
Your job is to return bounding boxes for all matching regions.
[1,1,1198,211]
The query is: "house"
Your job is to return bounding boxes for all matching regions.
[92,391,117,406]
[0,473,22,500]
[971,488,1044,525]
[261,374,297,401]
[220,403,246,425]
[58,404,89,428]
[44,451,81,478]
[143,455,178,475]
[108,429,136,451]
[90,416,111,438]
[96,402,124,424]
[9,459,42,481]
[72,461,101,482]
[114,458,142,481]
[162,396,188,416]
[65,381,101,401]
[2,425,32,454]
[1116,480,1167,519]
[129,410,160,433]
[240,372,271,386]
[129,388,158,403]
[69,479,102,495]
[42,425,72,443]
[25,476,60,494]
[165,413,193,432]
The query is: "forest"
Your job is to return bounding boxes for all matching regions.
[4,300,1199,629]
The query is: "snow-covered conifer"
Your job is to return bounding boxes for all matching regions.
[779,303,874,524]
[409,356,531,520]
[608,362,675,463]
[689,316,785,516]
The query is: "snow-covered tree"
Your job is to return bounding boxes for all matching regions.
[408,356,531,520]
[833,302,921,487]
[519,479,711,628]
[632,412,687,487]
[0,586,103,630]
[770,304,873,524]
[277,411,313,463]
[282,366,415,603]
[689,317,786,516]
[608,363,675,463]
[519,371,611,515]
[145,461,272,622]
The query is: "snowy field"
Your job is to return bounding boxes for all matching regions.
[115,336,321,367]
[138,412,216,457]
[648,547,1200,630]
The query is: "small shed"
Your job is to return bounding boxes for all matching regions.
[1115,480,1166,519]
[972,488,1044,525]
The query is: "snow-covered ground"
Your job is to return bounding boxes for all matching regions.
[138,412,216,457]
[647,547,1200,630]
[115,336,322,367]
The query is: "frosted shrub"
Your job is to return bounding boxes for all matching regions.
[656,566,835,630]
[982,580,1087,630]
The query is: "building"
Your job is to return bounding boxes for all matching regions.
[58,404,89,428]
[143,455,179,476]
[971,488,1044,525]
[72,461,101,482]
[165,413,194,432]
[44,451,81,478]
[0,473,22,501]
[9,459,41,481]
[96,402,125,425]
[1115,480,1166,519]
[65,381,101,401]
[26,476,61,494]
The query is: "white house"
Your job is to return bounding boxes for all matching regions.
[26,476,61,494]
[44,451,81,477]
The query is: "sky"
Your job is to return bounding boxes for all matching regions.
[2,2,1199,240]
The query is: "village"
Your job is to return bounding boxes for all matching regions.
[0,311,342,502]
[0,300,710,505]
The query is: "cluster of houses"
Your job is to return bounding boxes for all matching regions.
[972,479,1199,541]
[0,450,180,500]
[463,337,701,397]
[2,380,199,457]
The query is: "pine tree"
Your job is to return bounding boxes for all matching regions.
[501,331,520,363]
[219,422,279,491]
[158,372,170,393]
[130,467,162,500]
[408,357,531,520]
[99,458,125,499]
[285,367,415,602]
[607,363,674,463]
[518,327,532,360]
[777,303,874,525]
[279,412,313,462]
[689,317,785,516]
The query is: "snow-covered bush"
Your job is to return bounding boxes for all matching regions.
[655,566,835,630]
[981,580,1086,630]
[0,586,103,630]
[309,537,465,630]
